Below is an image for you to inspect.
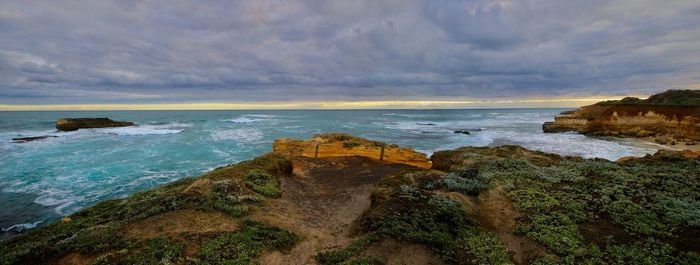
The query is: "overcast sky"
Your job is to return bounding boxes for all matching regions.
[1,0,699,106]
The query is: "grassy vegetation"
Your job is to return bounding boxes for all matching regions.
[359,172,514,264]
[194,219,299,264]
[342,141,362,149]
[316,235,381,265]
[92,236,184,265]
[429,147,700,264]
[0,153,293,265]
[243,169,282,198]
[596,89,700,105]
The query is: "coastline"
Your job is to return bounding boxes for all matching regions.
[1,134,697,264]
[636,136,700,152]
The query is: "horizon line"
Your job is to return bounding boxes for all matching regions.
[0,97,631,111]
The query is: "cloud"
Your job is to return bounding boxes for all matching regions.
[0,0,699,104]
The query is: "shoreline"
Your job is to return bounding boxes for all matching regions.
[636,136,700,152]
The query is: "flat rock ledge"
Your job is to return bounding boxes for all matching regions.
[273,133,432,169]
[56,118,134,131]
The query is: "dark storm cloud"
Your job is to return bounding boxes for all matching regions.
[1,0,699,104]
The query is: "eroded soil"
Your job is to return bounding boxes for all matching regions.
[254,156,420,265]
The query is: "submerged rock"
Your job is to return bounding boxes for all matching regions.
[454,130,470,135]
[11,135,57,143]
[542,90,700,141]
[55,118,134,131]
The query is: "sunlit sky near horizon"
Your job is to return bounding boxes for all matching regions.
[1,0,700,109]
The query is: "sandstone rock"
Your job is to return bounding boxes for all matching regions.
[635,130,655,137]
[542,90,700,141]
[272,133,431,169]
[655,136,673,145]
[56,118,134,131]
[687,141,696,146]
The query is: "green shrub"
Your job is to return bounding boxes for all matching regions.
[316,236,380,265]
[442,173,490,195]
[195,220,299,264]
[343,141,361,149]
[458,228,513,265]
[59,224,128,255]
[119,236,184,265]
[243,169,282,198]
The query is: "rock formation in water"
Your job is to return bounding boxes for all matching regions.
[272,133,432,168]
[55,118,134,131]
[11,135,58,143]
[543,90,700,141]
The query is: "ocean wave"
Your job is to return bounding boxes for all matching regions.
[380,113,440,118]
[224,117,265,123]
[224,114,279,124]
[100,126,183,136]
[484,130,658,160]
[2,221,43,232]
[243,114,277,118]
[211,128,264,142]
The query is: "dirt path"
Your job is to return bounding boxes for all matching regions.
[253,156,416,265]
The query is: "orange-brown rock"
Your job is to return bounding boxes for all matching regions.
[272,133,432,168]
[543,90,700,140]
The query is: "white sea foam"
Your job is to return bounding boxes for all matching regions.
[224,114,277,123]
[211,128,264,142]
[2,221,43,232]
[381,113,440,118]
[100,125,183,135]
[482,130,659,160]
[224,117,264,123]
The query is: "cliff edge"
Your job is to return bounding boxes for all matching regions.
[543,90,700,142]
[273,133,432,169]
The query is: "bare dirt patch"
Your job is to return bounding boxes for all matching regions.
[255,156,416,265]
[362,239,446,265]
[122,209,238,240]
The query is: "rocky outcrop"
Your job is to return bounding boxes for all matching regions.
[272,133,432,168]
[543,90,700,141]
[55,118,134,131]
[11,135,57,143]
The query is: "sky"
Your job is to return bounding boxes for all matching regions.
[1,0,700,109]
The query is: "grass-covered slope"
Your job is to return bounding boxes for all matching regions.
[316,146,699,264]
[0,153,299,265]
[597,89,700,105]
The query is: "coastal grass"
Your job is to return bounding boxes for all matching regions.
[194,219,300,264]
[243,169,282,198]
[0,153,293,265]
[430,147,700,263]
[316,235,381,265]
[360,178,513,264]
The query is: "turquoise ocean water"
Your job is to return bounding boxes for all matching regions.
[0,109,668,237]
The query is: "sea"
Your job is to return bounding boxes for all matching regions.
[0,109,670,238]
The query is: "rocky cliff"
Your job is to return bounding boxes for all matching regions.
[56,118,134,131]
[543,90,700,141]
[272,133,432,169]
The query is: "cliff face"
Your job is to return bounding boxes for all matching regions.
[272,133,432,169]
[543,90,700,140]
